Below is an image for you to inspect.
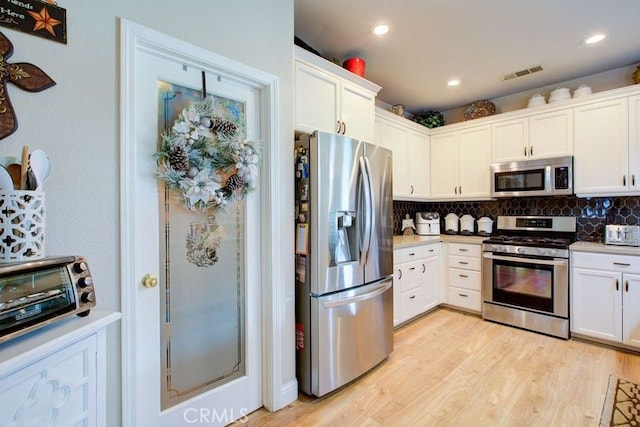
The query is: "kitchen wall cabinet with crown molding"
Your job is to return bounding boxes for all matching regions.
[430,124,491,201]
[491,108,573,162]
[573,96,640,196]
[375,108,430,200]
[571,251,640,348]
[294,46,381,142]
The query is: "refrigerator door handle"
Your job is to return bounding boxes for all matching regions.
[359,156,373,266]
[322,280,392,309]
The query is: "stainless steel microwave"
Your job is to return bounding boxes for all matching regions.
[0,256,96,344]
[491,156,573,198]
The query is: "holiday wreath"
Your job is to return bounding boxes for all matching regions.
[154,97,260,266]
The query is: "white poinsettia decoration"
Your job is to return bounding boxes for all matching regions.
[155,97,260,214]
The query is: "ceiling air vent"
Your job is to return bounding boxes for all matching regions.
[503,65,544,81]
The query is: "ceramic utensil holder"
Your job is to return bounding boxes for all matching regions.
[0,190,45,262]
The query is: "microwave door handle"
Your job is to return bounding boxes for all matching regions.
[482,253,568,266]
[322,280,392,308]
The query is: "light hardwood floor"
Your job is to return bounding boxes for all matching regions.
[243,308,640,426]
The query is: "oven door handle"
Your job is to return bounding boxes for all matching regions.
[482,252,568,266]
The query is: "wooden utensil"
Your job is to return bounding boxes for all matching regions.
[20,145,28,190]
[6,163,20,189]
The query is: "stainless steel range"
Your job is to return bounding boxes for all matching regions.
[481,216,576,339]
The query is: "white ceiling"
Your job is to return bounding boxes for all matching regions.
[294,0,640,113]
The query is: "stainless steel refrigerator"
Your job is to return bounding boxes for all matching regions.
[294,130,394,397]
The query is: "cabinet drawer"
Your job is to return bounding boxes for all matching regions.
[447,287,481,311]
[448,243,481,257]
[449,255,481,271]
[448,268,481,291]
[572,251,640,273]
[395,244,439,264]
[399,287,425,322]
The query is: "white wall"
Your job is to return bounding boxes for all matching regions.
[0,1,294,425]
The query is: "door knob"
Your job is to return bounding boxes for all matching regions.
[142,273,158,288]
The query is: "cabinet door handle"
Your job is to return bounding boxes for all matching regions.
[454,186,458,194]
[523,146,527,156]
[459,186,462,194]
[633,175,636,186]
[398,269,402,279]
[623,175,627,186]
[616,279,619,291]
[422,263,426,273]
[530,146,534,156]
[336,121,342,133]
[411,185,414,194]
[458,293,468,298]
[626,280,629,292]
[613,262,631,267]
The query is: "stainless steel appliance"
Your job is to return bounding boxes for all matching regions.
[482,216,576,339]
[491,156,573,198]
[605,225,640,246]
[416,212,440,236]
[0,256,96,343]
[294,131,393,397]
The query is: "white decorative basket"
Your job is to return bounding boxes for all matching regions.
[0,191,45,262]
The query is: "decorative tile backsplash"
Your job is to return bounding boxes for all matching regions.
[393,196,640,242]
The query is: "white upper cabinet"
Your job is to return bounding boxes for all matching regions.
[375,108,429,200]
[430,125,491,200]
[628,94,640,193]
[492,108,573,162]
[294,46,381,142]
[574,97,630,196]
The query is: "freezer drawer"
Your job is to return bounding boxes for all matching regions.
[310,278,393,396]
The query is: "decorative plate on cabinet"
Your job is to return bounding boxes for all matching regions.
[463,100,496,121]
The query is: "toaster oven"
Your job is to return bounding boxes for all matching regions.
[0,256,96,344]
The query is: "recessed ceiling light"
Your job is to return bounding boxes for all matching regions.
[447,79,460,87]
[372,24,389,36]
[585,33,606,44]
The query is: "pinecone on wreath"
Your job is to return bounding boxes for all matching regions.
[223,173,244,192]
[210,117,237,135]
[168,144,190,171]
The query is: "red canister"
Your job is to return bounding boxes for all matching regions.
[343,57,366,77]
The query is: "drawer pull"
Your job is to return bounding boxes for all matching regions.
[409,252,416,256]
[398,269,402,280]
[458,293,468,298]
[459,274,469,278]
[458,261,469,265]
[409,295,416,299]
[409,267,416,271]
[422,264,426,273]
[613,262,631,267]
[458,248,469,252]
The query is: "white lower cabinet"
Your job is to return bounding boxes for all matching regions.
[571,251,640,348]
[393,243,441,326]
[445,242,482,312]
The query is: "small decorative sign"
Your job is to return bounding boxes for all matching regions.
[0,0,66,44]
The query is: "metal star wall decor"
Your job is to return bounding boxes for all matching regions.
[0,31,55,140]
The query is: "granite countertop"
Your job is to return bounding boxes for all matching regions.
[570,241,640,256]
[393,234,489,249]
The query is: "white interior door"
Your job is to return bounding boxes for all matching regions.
[121,24,264,427]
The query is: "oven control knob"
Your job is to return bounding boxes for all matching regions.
[78,276,93,288]
[81,291,95,304]
[73,261,88,274]
[537,248,546,255]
